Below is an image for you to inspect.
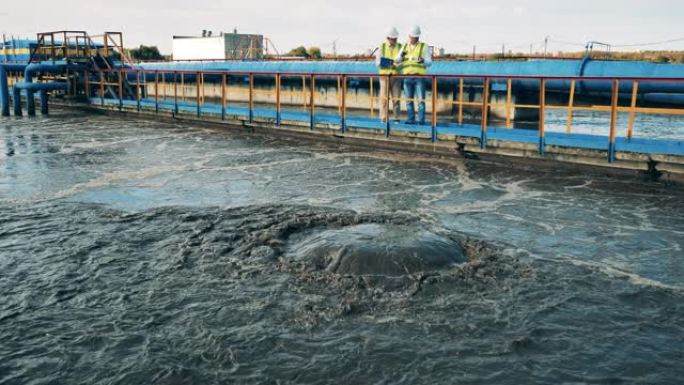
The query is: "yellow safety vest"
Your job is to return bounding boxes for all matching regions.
[379,42,402,75]
[399,42,427,75]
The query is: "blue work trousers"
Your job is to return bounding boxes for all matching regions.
[402,77,426,124]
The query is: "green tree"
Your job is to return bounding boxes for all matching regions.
[128,45,164,62]
[307,47,322,59]
[286,46,309,58]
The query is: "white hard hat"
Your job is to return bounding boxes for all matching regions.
[409,25,422,38]
[386,27,399,39]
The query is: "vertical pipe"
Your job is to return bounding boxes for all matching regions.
[505,78,512,128]
[13,86,21,116]
[249,73,254,123]
[539,78,546,155]
[309,74,315,130]
[627,80,639,140]
[480,78,490,149]
[608,79,619,162]
[276,73,281,126]
[458,77,464,126]
[221,73,227,121]
[154,70,159,113]
[566,79,576,133]
[341,74,346,133]
[40,90,48,115]
[196,71,201,118]
[431,76,437,142]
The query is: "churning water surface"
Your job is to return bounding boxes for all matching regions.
[1,110,683,385]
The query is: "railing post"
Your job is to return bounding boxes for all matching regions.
[370,76,374,118]
[135,70,141,112]
[480,77,490,149]
[566,79,576,133]
[221,73,227,121]
[99,71,104,106]
[118,69,123,111]
[458,77,464,127]
[154,70,159,113]
[539,78,546,155]
[608,79,619,163]
[341,75,347,133]
[196,71,201,118]
[276,73,281,126]
[505,78,512,128]
[174,73,179,115]
[385,75,391,137]
[627,80,639,140]
[83,70,90,100]
[249,73,254,123]
[431,76,438,142]
[309,74,315,130]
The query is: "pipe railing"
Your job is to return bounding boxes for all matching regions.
[84,68,684,162]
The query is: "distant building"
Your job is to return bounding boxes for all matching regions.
[172,30,264,60]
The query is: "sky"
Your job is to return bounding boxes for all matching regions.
[2,0,684,55]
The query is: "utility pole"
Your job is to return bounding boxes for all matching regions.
[472,45,476,60]
[332,40,337,58]
[501,44,505,58]
[544,35,549,58]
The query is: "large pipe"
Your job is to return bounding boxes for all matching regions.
[13,81,68,116]
[0,64,27,116]
[15,64,84,116]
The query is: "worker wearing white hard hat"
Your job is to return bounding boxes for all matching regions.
[394,25,432,125]
[375,27,403,122]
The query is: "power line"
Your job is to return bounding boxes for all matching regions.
[613,37,684,48]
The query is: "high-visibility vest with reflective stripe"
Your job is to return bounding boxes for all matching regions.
[379,42,402,75]
[399,42,427,75]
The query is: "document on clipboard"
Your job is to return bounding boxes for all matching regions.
[379,57,394,69]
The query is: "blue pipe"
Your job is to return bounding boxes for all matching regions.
[0,64,27,116]
[15,64,84,116]
[13,82,68,116]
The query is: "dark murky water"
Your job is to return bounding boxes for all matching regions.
[1,110,683,384]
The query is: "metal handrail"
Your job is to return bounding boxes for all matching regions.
[86,67,684,163]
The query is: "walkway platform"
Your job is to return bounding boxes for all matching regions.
[92,97,684,160]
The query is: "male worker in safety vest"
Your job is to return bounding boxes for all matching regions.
[375,27,403,123]
[394,25,432,125]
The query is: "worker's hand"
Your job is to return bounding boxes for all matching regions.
[417,57,424,64]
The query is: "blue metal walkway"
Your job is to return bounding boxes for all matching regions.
[91,97,684,158]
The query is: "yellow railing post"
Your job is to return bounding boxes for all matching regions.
[221,73,227,120]
[309,74,315,130]
[154,70,159,113]
[566,80,576,133]
[505,78,512,128]
[627,80,639,139]
[458,77,464,126]
[539,78,546,154]
[99,71,104,106]
[609,79,619,162]
[249,73,254,122]
[370,76,374,117]
[432,76,438,141]
[276,73,281,126]
[480,77,490,148]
